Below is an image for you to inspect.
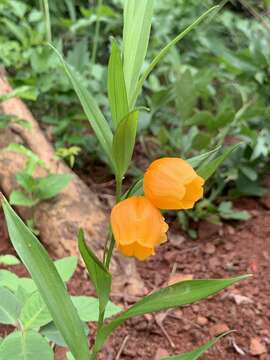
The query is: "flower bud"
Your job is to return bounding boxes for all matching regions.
[111,196,168,260]
[144,157,204,210]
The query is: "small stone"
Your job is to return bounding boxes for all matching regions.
[209,256,221,270]
[250,337,267,356]
[154,348,169,360]
[210,323,230,337]
[227,226,236,235]
[203,243,216,255]
[192,305,200,313]
[197,316,208,326]
[224,242,234,251]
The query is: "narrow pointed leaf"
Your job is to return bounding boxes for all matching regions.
[108,40,129,129]
[112,110,138,179]
[123,0,154,104]
[198,144,240,181]
[78,229,112,313]
[95,276,249,350]
[1,198,90,360]
[49,44,115,169]
[187,146,221,168]
[131,6,219,107]
[161,332,233,359]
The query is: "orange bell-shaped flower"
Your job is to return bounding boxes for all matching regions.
[144,157,204,210]
[111,196,168,260]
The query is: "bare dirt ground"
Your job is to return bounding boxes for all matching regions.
[1,190,270,359]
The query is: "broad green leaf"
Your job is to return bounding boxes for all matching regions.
[112,110,138,179]
[41,322,67,347]
[0,255,20,265]
[19,292,52,330]
[71,296,121,322]
[16,171,37,193]
[198,144,240,181]
[0,331,53,360]
[0,287,21,325]
[50,44,115,169]
[218,202,250,221]
[10,191,38,207]
[108,39,129,129]
[78,229,112,313]
[54,256,77,283]
[41,321,89,348]
[123,0,154,104]
[161,332,232,359]
[66,352,75,360]
[187,146,221,168]
[1,198,90,360]
[18,278,37,294]
[36,173,73,201]
[95,276,249,350]
[0,270,19,292]
[131,6,219,107]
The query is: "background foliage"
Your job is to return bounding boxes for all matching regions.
[0,0,269,231]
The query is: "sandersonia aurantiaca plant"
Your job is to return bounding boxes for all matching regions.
[1,1,250,359]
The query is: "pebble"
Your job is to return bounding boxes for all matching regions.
[210,323,230,336]
[197,316,208,326]
[154,348,169,360]
[203,243,216,255]
[250,337,267,356]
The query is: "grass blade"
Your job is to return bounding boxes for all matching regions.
[131,6,219,107]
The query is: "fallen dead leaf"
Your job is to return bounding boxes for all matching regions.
[228,293,253,305]
[168,273,194,286]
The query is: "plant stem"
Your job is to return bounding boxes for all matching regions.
[92,176,122,358]
[42,0,52,43]
[91,0,103,64]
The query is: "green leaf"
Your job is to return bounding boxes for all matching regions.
[161,332,232,359]
[0,86,37,102]
[187,146,221,168]
[0,287,21,325]
[35,173,73,201]
[218,202,250,221]
[131,6,219,106]
[10,191,38,207]
[123,0,154,104]
[0,270,20,292]
[19,292,52,330]
[71,296,121,322]
[1,198,90,360]
[78,229,112,313]
[15,171,37,193]
[112,110,138,179]
[49,44,115,169]
[0,331,53,360]
[41,321,89,348]
[54,256,77,283]
[198,144,240,181]
[4,144,45,168]
[108,39,129,129]
[0,255,20,265]
[40,322,67,347]
[95,276,249,351]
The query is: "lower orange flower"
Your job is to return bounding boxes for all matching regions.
[111,196,168,260]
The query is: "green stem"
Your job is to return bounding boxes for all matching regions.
[42,0,52,43]
[91,0,103,64]
[91,177,122,357]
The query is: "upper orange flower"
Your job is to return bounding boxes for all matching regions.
[111,196,168,260]
[144,157,204,210]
